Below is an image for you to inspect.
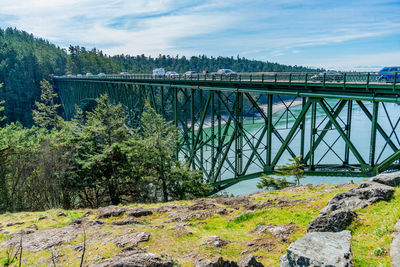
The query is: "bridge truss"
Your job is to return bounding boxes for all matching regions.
[54,73,400,190]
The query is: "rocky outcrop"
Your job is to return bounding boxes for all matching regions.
[281,172,400,266]
[251,223,297,242]
[280,231,353,267]
[238,254,264,267]
[127,208,153,218]
[370,172,400,187]
[321,181,394,212]
[206,236,231,248]
[94,246,173,267]
[307,180,394,232]
[96,206,127,219]
[194,257,239,267]
[307,209,357,233]
[391,220,400,267]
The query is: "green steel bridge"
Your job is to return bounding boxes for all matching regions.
[53,72,400,191]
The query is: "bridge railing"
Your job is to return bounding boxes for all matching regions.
[55,72,399,87]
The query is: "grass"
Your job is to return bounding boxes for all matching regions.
[2,182,399,266]
[349,187,400,266]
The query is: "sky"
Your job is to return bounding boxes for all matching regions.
[0,0,399,71]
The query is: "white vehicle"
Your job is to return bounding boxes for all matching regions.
[120,72,129,75]
[86,73,93,76]
[152,68,165,77]
[98,72,106,77]
[66,74,73,77]
[77,74,83,77]
[184,71,198,78]
[165,71,179,78]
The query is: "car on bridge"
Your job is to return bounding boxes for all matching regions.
[98,73,106,77]
[86,73,93,76]
[120,72,129,75]
[216,69,238,79]
[376,67,400,83]
[184,71,198,78]
[311,71,343,82]
[165,71,180,78]
[152,68,165,77]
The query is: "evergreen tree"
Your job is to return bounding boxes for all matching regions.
[32,80,62,129]
[256,174,295,190]
[68,94,134,206]
[276,156,305,185]
[141,103,211,201]
[257,156,305,190]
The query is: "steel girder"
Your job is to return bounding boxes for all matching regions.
[54,78,400,190]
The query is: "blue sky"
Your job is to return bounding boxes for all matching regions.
[0,0,399,71]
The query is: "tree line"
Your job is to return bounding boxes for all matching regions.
[0,27,322,127]
[0,81,211,213]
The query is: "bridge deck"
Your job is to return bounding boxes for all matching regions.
[55,72,400,103]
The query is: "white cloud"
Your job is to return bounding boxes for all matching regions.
[0,0,399,70]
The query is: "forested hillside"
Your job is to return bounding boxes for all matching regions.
[0,27,321,126]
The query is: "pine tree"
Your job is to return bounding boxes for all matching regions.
[32,79,62,129]
[276,156,305,185]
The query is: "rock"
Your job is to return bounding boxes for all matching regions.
[307,181,393,233]
[111,218,139,226]
[206,236,231,248]
[214,196,250,209]
[307,209,357,232]
[27,224,39,231]
[105,231,151,248]
[0,225,78,252]
[86,220,105,226]
[70,218,84,225]
[93,246,173,267]
[38,216,47,221]
[6,222,24,227]
[321,181,394,213]
[390,219,400,267]
[194,257,238,267]
[370,172,400,187]
[187,202,217,211]
[56,212,66,217]
[280,230,353,267]
[174,223,193,237]
[238,254,263,267]
[240,249,250,255]
[251,223,296,242]
[127,208,153,218]
[97,206,127,219]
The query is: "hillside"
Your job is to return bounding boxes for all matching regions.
[0,27,322,126]
[1,180,399,266]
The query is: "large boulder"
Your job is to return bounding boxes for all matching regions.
[280,230,353,267]
[307,209,357,232]
[307,181,394,232]
[370,172,400,187]
[321,181,394,213]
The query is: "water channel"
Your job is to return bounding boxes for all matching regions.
[201,98,400,196]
